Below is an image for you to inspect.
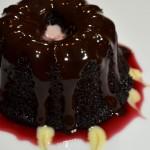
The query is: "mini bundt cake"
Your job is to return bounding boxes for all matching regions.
[0,0,132,132]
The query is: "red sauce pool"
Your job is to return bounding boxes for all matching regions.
[0,46,145,144]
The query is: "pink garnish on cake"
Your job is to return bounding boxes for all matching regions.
[43,25,66,41]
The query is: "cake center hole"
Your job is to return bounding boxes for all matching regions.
[43,10,76,42]
[43,24,66,41]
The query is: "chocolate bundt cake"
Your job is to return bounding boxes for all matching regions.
[0,0,132,132]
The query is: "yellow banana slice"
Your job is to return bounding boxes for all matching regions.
[88,126,107,150]
[128,88,141,110]
[129,68,142,82]
[37,125,55,150]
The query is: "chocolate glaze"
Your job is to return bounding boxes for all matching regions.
[62,79,77,130]
[33,76,50,125]
[0,0,120,130]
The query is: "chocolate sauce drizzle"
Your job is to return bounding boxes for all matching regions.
[62,79,77,130]
[33,76,50,125]
[0,0,120,129]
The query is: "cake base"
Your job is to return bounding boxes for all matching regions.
[0,45,132,132]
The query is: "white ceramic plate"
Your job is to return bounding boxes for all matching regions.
[0,0,150,150]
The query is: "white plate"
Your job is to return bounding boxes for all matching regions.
[0,0,150,150]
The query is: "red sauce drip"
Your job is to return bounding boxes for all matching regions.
[0,47,145,144]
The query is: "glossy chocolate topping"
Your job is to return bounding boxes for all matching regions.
[0,0,121,130]
[0,0,119,80]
